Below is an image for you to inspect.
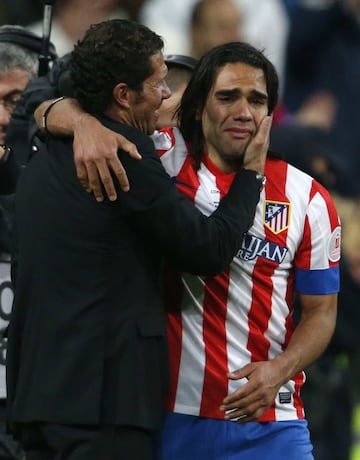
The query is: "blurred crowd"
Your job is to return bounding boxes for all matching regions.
[0,1,359,459]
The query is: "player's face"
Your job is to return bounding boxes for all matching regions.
[202,62,269,173]
[128,52,171,135]
[0,68,29,144]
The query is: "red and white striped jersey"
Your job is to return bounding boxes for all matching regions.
[152,127,341,422]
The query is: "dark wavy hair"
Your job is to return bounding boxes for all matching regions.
[178,42,279,168]
[71,19,164,114]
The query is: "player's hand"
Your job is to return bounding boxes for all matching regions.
[242,115,272,174]
[219,359,283,423]
[73,113,141,202]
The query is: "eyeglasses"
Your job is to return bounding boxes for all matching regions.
[0,93,22,114]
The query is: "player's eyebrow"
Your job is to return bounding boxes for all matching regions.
[214,88,268,101]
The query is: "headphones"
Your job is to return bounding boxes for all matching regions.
[0,25,57,60]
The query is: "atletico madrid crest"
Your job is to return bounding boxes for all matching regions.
[264,200,291,234]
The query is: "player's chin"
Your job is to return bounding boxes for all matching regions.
[225,145,245,161]
[225,136,247,152]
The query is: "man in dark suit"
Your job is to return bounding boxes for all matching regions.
[6,19,269,460]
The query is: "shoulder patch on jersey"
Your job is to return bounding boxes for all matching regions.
[264,200,291,234]
[327,226,341,262]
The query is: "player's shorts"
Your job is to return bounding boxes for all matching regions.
[154,412,314,460]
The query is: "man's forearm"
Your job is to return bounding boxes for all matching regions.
[35,97,85,137]
[273,293,337,383]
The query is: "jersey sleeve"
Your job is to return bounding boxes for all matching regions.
[294,181,341,294]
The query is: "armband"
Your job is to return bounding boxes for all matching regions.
[42,96,67,134]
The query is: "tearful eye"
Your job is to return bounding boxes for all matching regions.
[217,95,234,103]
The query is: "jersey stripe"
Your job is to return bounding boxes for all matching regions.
[200,271,230,417]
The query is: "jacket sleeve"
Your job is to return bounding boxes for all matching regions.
[0,149,21,195]
[116,134,261,276]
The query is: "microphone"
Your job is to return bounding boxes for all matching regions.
[38,1,55,76]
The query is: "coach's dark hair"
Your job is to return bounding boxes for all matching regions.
[71,19,164,114]
[178,42,279,168]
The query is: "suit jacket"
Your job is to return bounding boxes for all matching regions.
[7,116,261,430]
[0,151,20,195]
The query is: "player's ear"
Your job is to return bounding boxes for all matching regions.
[195,108,202,121]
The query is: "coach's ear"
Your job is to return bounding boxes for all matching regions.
[113,82,130,109]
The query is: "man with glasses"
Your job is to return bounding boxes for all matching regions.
[0,25,45,191]
[0,24,53,460]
